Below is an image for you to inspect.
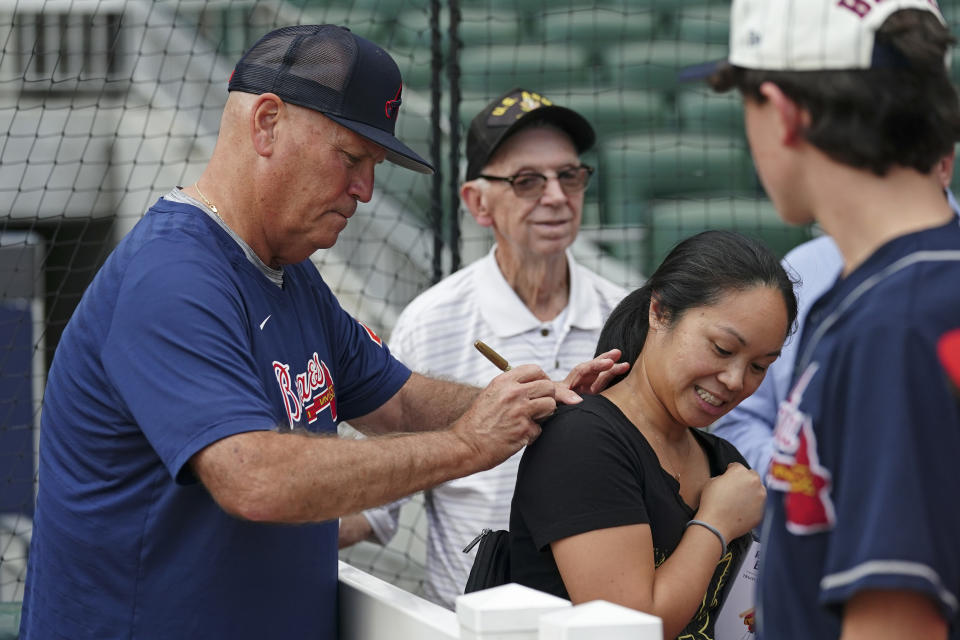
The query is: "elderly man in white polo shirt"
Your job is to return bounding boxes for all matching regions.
[339,87,626,608]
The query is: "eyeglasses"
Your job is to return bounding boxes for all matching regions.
[479,165,595,199]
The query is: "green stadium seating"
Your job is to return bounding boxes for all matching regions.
[603,41,728,92]
[457,0,530,7]
[540,6,657,54]
[458,0,673,13]
[322,0,426,13]
[552,89,676,138]
[0,602,20,640]
[591,0,681,10]
[672,4,731,46]
[456,9,524,46]
[599,132,759,226]
[458,43,591,94]
[676,87,744,135]
[644,196,812,275]
[385,8,523,49]
[390,47,435,90]
[294,7,387,42]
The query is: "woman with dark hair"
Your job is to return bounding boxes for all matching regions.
[508,230,798,639]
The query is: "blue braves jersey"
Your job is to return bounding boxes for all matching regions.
[758,219,960,639]
[20,196,410,639]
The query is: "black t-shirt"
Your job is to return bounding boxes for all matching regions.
[509,394,750,639]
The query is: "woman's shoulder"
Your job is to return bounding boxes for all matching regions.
[529,395,636,452]
[544,394,631,431]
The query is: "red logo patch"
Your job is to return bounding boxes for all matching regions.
[359,321,383,347]
[385,86,402,119]
[768,363,836,534]
[937,328,960,391]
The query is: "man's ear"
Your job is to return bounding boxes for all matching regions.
[936,149,955,190]
[759,81,808,147]
[461,180,493,227]
[251,93,283,157]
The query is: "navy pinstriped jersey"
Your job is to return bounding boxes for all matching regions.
[758,219,960,639]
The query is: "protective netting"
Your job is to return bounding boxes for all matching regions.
[1,0,958,608]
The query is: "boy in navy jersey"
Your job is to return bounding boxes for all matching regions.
[689,1,960,638]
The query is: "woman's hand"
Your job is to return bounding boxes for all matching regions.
[559,348,630,399]
[696,462,766,542]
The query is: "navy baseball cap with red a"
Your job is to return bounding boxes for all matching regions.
[229,24,434,174]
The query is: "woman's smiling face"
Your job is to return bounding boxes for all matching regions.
[641,284,789,429]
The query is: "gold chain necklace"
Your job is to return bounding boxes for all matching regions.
[194,182,221,219]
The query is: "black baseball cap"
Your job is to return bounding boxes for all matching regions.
[465,88,595,181]
[228,24,434,175]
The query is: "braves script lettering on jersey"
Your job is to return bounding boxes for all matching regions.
[275,353,338,424]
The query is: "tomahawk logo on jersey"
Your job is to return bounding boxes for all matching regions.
[769,362,836,534]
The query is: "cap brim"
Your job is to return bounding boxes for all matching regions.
[677,59,728,83]
[326,114,435,175]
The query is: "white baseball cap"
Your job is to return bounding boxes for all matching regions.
[681,0,948,78]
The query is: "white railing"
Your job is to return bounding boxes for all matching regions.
[338,561,663,640]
